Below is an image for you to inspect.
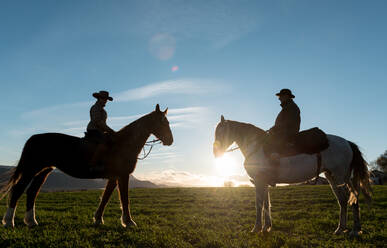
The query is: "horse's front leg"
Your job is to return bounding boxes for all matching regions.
[94,179,117,225]
[251,180,265,233]
[118,174,136,228]
[262,185,272,233]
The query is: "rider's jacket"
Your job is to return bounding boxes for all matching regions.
[269,99,300,142]
[87,101,114,134]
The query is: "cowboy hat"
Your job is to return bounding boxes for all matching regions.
[275,88,295,98]
[92,91,113,101]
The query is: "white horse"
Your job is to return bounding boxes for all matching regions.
[213,116,372,236]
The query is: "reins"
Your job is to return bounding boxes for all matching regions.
[226,146,240,153]
[138,139,162,160]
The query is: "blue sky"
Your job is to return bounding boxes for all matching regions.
[1,1,386,186]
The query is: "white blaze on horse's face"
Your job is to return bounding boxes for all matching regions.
[213,115,233,158]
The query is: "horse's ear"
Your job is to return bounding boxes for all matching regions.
[221,115,225,123]
[155,104,160,112]
[163,108,168,115]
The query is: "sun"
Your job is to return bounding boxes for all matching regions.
[214,153,240,178]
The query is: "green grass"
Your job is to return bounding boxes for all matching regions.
[0,186,386,248]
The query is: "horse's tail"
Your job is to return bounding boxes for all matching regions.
[348,141,372,206]
[0,137,32,201]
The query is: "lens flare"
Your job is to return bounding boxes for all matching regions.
[149,33,176,60]
[214,153,239,178]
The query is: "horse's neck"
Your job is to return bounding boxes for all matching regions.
[228,121,266,159]
[116,115,152,156]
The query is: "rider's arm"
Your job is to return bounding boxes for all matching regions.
[270,105,300,137]
[90,106,115,134]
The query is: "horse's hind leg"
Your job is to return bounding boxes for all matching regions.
[349,178,362,236]
[2,174,35,228]
[325,172,350,235]
[350,202,362,236]
[24,168,53,227]
[94,179,117,225]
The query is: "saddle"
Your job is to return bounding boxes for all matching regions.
[80,132,109,168]
[84,131,104,144]
[294,127,329,155]
[264,127,329,157]
[263,128,329,186]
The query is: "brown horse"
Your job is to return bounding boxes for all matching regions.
[1,104,173,228]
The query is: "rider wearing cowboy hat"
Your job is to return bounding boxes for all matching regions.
[265,89,301,185]
[268,88,300,146]
[87,91,115,173]
[87,90,115,137]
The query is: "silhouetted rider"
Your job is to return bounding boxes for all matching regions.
[87,90,115,138]
[268,88,300,152]
[86,90,115,173]
[265,89,300,186]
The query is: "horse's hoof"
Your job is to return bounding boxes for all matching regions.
[24,210,38,228]
[251,226,262,233]
[122,219,137,228]
[24,219,38,228]
[25,222,38,228]
[93,217,104,226]
[2,220,14,228]
[334,227,348,235]
[3,208,15,228]
[349,230,362,237]
[262,226,272,233]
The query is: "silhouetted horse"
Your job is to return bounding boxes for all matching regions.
[213,115,372,237]
[1,104,173,228]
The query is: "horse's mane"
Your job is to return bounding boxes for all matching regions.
[227,120,267,137]
[117,111,153,136]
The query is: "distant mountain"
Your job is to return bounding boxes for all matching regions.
[0,165,159,191]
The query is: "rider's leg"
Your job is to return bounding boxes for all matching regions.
[267,154,279,186]
[266,138,283,187]
[89,144,109,173]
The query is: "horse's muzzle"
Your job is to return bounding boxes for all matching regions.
[162,137,173,146]
[213,147,224,158]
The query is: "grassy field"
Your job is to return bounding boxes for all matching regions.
[0,186,386,248]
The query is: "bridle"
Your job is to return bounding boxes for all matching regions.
[138,139,162,160]
[138,114,171,160]
[226,146,240,153]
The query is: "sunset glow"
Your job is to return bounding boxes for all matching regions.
[214,153,240,179]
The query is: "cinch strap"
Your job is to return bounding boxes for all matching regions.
[311,153,322,185]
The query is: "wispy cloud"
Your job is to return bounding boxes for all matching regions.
[168,107,205,115]
[20,78,222,121]
[10,105,208,140]
[109,106,207,130]
[21,101,91,120]
[114,79,221,102]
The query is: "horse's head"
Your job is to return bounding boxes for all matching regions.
[213,115,233,158]
[150,104,173,146]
